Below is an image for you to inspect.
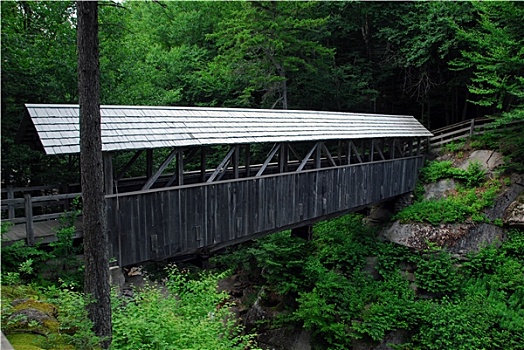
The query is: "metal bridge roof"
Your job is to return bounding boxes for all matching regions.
[22,104,432,155]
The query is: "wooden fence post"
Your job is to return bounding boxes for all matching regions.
[24,194,35,246]
[7,186,15,219]
[469,119,475,136]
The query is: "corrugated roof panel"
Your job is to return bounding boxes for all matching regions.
[24,104,432,155]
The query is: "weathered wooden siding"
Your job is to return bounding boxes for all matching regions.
[107,156,424,266]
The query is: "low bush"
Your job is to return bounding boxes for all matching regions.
[111,266,258,350]
[393,179,500,225]
[420,160,486,188]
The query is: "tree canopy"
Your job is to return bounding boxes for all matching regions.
[2,1,523,185]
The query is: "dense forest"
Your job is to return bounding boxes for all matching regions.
[2,1,523,186]
[1,1,524,350]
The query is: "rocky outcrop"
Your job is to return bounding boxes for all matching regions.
[504,193,524,228]
[380,221,505,254]
[423,178,456,200]
[486,174,524,220]
[6,299,59,336]
[456,150,504,174]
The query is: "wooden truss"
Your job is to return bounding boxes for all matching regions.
[102,137,425,194]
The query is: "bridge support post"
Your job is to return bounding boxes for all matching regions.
[24,194,34,246]
[291,224,313,241]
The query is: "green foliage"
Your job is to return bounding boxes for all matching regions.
[414,249,460,294]
[451,2,524,114]
[214,212,524,349]
[442,139,465,153]
[314,214,375,274]
[393,181,498,225]
[111,266,258,350]
[1,202,83,286]
[375,242,414,276]
[502,229,524,261]
[43,285,101,350]
[1,284,100,350]
[1,240,50,283]
[395,160,497,225]
[420,160,486,187]
[351,273,428,342]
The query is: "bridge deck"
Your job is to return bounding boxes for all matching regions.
[3,219,83,245]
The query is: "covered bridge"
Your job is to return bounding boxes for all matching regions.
[13,104,432,266]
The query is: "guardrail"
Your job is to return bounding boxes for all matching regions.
[1,185,82,245]
[428,117,524,150]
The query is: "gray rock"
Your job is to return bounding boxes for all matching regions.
[447,223,506,254]
[456,150,504,173]
[503,193,524,228]
[244,288,275,332]
[381,221,504,254]
[109,265,125,289]
[423,178,456,200]
[485,175,524,220]
[352,330,411,350]
[362,256,381,280]
[258,327,311,350]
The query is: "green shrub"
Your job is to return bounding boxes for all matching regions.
[502,229,524,261]
[43,285,101,350]
[463,244,504,276]
[420,160,486,187]
[393,180,499,225]
[314,214,374,274]
[111,266,258,350]
[419,160,455,183]
[442,139,466,153]
[415,250,460,294]
[375,241,414,276]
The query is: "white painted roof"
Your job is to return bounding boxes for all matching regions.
[24,104,432,155]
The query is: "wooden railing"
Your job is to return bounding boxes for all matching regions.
[428,117,524,150]
[1,185,81,245]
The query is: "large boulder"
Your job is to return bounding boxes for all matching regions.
[380,221,505,254]
[456,150,504,174]
[6,299,59,336]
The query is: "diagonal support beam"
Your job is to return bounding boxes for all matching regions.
[288,144,301,162]
[296,142,319,172]
[349,141,363,164]
[320,142,337,167]
[207,146,236,183]
[142,148,178,190]
[373,139,386,161]
[395,139,406,157]
[256,143,281,177]
[389,139,396,159]
[115,150,143,181]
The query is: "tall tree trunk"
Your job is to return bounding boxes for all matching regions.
[77,1,112,347]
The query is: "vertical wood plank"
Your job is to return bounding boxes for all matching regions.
[200,146,207,182]
[245,145,251,178]
[24,194,34,246]
[177,149,184,186]
[146,149,153,179]
[233,145,240,179]
[103,152,113,195]
[7,186,15,219]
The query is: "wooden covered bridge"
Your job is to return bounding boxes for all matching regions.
[4,104,432,266]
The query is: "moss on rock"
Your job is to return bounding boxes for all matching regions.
[12,299,58,318]
[6,333,46,350]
